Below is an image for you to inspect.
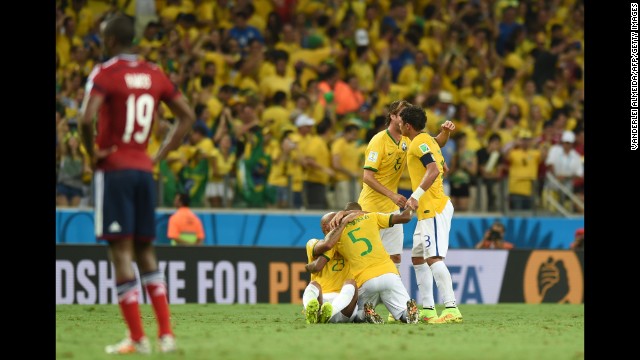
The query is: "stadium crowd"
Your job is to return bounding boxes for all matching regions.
[56,0,584,214]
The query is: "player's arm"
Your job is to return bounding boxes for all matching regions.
[433,120,455,148]
[406,155,440,211]
[154,95,196,163]
[315,212,361,254]
[305,255,329,273]
[79,92,104,165]
[329,210,367,230]
[363,169,406,207]
[391,208,413,224]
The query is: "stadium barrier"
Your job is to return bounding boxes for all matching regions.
[56,209,584,249]
[56,245,583,305]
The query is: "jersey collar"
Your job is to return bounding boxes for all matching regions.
[385,129,400,146]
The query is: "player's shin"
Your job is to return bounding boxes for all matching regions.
[116,279,145,341]
[430,261,457,308]
[413,262,435,309]
[141,271,173,337]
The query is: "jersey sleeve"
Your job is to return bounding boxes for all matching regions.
[86,65,108,97]
[363,136,383,172]
[410,136,435,168]
[373,212,393,230]
[306,238,335,262]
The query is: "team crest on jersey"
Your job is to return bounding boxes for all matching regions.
[367,151,378,162]
[401,142,407,151]
[419,143,430,153]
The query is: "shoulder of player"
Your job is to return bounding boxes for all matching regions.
[370,129,393,142]
[408,132,429,147]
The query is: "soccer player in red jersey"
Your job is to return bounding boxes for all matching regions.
[79,15,195,355]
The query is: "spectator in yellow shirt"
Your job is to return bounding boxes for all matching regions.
[298,115,334,209]
[331,124,362,208]
[506,130,541,211]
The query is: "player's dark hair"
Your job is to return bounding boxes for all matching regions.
[399,105,426,131]
[104,15,135,47]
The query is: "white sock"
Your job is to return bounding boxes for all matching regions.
[430,261,457,308]
[331,284,356,317]
[302,283,320,308]
[413,262,435,309]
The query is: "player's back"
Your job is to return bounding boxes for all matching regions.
[358,130,410,213]
[336,213,398,287]
[88,55,177,172]
[305,239,351,293]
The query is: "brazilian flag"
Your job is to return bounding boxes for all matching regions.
[236,131,272,208]
[180,158,209,208]
[159,160,180,207]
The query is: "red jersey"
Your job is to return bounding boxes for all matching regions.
[87,54,180,172]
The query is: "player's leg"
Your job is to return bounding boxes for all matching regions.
[381,215,404,322]
[133,171,177,351]
[425,200,462,323]
[328,279,358,323]
[380,212,403,270]
[356,278,383,323]
[302,281,323,324]
[379,273,418,323]
[411,219,437,321]
[97,170,150,354]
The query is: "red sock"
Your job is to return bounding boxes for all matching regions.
[145,281,173,337]
[118,287,145,342]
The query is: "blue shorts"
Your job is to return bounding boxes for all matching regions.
[94,170,156,242]
[56,183,84,201]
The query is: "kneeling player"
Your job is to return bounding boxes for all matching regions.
[303,238,358,323]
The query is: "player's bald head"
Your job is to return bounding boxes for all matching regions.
[103,15,135,48]
[320,212,337,235]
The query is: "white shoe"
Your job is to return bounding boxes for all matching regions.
[158,334,177,353]
[105,336,151,354]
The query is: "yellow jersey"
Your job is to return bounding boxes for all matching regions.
[406,133,449,220]
[507,148,541,196]
[331,137,361,182]
[336,213,399,287]
[306,239,351,294]
[300,135,331,185]
[358,130,410,213]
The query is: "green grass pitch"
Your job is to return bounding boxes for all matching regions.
[56,303,584,360]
